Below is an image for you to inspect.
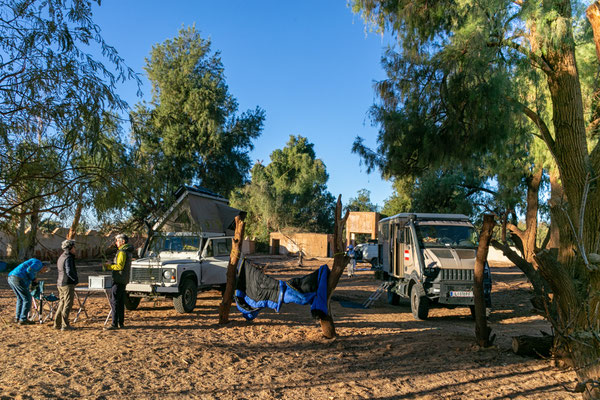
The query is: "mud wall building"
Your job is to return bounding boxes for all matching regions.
[269,232,334,258]
[346,211,381,244]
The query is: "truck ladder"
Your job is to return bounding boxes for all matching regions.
[363,281,393,308]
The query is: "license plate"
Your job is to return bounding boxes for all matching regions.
[450,291,473,297]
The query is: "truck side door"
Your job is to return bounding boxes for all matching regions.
[200,237,232,285]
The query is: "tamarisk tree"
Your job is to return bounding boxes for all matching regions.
[352,0,600,396]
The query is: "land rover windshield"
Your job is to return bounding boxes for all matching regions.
[148,235,200,253]
[415,223,477,248]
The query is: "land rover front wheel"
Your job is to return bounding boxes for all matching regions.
[124,294,141,311]
[173,279,198,313]
[410,285,429,320]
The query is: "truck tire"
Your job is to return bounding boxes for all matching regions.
[173,279,198,313]
[124,294,141,311]
[410,285,429,320]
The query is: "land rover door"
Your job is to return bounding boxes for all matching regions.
[200,236,232,286]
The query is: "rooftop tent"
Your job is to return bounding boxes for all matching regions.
[153,186,245,234]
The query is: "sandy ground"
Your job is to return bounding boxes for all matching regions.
[0,257,579,400]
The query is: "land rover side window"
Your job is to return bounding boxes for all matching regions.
[212,238,232,256]
[415,224,477,248]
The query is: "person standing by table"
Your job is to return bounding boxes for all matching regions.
[7,258,49,325]
[104,233,133,330]
[54,239,79,331]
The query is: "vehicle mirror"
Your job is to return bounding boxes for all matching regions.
[137,247,144,258]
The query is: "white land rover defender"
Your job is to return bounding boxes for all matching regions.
[378,213,492,320]
[125,186,244,313]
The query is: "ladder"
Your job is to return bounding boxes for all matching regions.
[363,281,393,308]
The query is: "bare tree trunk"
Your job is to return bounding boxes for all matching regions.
[319,195,349,338]
[67,201,84,240]
[474,214,494,347]
[587,2,600,63]
[218,215,246,324]
[25,210,39,259]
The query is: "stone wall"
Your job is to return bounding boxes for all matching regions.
[0,229,146,262]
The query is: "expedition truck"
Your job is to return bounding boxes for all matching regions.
[124,186,244,313]
[377,213,492,320]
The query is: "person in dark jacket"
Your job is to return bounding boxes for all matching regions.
[54,239,79,330]
[104,233,133,330]
[7,258,49,325]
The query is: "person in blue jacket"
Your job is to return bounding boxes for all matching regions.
[7,258,49,325]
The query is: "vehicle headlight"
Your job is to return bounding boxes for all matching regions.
[163,269,176,282]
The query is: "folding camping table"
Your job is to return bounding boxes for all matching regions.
[74,286,112,326]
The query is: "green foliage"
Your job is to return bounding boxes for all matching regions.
[350,0,580,222]
[381,168,482,217]
[0,0,138,224]
[128,26,264,227]
[345,189,379,212]
[231,135,335,242]
[381,178,413,217]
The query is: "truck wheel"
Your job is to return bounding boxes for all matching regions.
[387,286,400,305]
[410,285,429,320]
[124,294,141,311]
[173,279,198,313]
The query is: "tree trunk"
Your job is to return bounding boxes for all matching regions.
[67,201,84,240]
[474,214,494,348]
[494,166,552,310]
[319,195,349,338]
[26,210,39,259]
[525,5,600,396]
[512,335,554,358]
[218,215,246,324]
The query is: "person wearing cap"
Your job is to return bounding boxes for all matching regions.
[103,233,133,330]
[54,239,79,330]
[346,244,356,278]
[7,258,49,325]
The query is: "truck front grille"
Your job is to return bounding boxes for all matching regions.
[441,269,473,281]
[131,268,161,283]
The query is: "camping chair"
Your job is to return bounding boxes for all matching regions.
[28,281,59,323]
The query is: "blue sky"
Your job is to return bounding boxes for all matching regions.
[92,0,395,207]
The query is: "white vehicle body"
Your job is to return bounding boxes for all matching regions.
[355,242,379,264]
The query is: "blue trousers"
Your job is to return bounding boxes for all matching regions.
[7,275,32,321]
[110,283,126,327]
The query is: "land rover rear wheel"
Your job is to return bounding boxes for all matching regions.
[410,285,429,320]
[173,279,198,313]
